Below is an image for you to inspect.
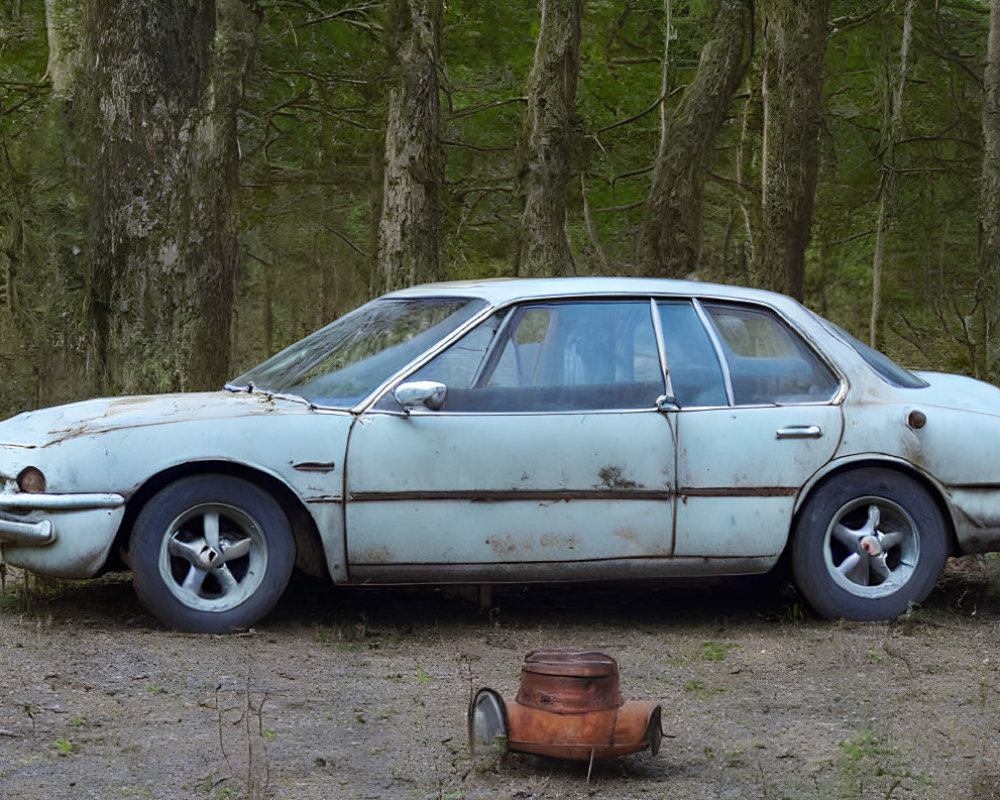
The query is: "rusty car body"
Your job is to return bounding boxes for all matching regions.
[2,277,999,631]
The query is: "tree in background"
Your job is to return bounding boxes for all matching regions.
[43,0,83,97]
[85,0,256,393]
[982,0,1000,378]
[754,0,830,300]
[869,0,916,348]
[233,3,384,366]
[1,2,93,412]
[515,0,582,277]
[1,0,997,418]
[814,1,986,373]
[637,0,753,278]
[377,0,443,291]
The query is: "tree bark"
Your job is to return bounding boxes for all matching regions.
[86,0,255,395]
[377,0,443,291]
[754,0,829,300]
[515,0,582,278]
[637,0,753,278]
[981,0,1000,378]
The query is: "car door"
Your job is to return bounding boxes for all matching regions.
[344,299,677,583]
[659,299,844,560]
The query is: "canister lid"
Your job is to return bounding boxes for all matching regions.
[521,649,617,678]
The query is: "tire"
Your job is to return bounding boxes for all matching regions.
[791,468,947,621]
[129,475,295,633]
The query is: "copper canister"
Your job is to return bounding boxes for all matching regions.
[504,649,662,761]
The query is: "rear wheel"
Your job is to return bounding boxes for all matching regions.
[129,475,295,633]
[791,469,947,621]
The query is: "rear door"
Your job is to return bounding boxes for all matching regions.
[660,300,844,560]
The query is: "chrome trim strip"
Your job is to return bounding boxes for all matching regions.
[0,492,125,511]
[471,307,516,388]
[390,405,660,418]
[679,486,799,498]
[347,487,797,502]
[349,489,673,502]
[691,298,735,406]
[649,298,675,405]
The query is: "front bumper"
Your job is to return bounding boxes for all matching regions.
[0,492,125,545]
[0,492,126,578]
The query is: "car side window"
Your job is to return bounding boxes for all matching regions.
[408,301,664,412]
[656,301,728,407]
[405,311,508,388]
[703,303,839,405]
[372,311,508,412]
[488,308,551,387]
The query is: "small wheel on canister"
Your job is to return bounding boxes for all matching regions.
[791,468,947,621]
[129,475,295,633]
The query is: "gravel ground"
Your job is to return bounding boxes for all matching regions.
[1,557,999,799]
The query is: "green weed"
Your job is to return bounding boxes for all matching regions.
[699,641,736,662]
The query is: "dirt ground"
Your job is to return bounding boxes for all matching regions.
[1,557,999,800]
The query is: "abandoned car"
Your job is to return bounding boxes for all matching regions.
[1,277,998,632]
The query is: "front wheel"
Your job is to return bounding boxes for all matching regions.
[129,475,295,633]
[791,469,947,621]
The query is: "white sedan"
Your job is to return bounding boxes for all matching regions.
[1,278,996,631]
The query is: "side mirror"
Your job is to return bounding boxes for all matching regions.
[393,380,447,412]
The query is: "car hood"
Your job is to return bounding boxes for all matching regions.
[0,391,308,449]
[912,371,1000,416]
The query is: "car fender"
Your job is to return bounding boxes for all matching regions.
[791,453,959,552]
[1,396,354,581]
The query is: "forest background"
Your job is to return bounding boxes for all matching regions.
[1,0,999,419]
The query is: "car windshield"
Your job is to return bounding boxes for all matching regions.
[820,319,928,389]
[228,296,487,407]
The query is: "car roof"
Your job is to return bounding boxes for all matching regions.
[383,277,799,310]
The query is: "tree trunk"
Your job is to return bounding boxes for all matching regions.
[515,0,582,278]
[0,2,96,415]
[754,0,829,300]
[870,0,914,348]
[982,0,1000,379]
[86,0,255,395]
[377,0,443,292]
[44,0,84,97]
[637,0,753,278]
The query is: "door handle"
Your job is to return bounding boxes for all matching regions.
[776,425,822,439]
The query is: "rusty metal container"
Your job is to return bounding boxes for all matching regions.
[515,649,622,712]
[469,649,662,763]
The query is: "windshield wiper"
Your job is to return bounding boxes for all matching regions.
[262,389,315,409]
[224,381,314,409]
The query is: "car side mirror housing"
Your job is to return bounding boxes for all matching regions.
[393,380,447,412]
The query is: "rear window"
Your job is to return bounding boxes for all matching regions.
[703,304,840,405]
[822,321,928,389]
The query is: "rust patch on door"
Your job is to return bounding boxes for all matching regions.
[597,466,639,491]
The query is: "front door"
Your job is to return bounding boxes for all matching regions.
[344,299,677,583]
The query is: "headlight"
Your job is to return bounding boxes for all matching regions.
[17,467,46,494]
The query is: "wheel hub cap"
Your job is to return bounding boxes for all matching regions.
[860,535,883,557]
[824,497,919,599]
